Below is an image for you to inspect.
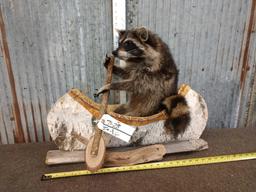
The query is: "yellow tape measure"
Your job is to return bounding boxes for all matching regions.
[41,152,256,180]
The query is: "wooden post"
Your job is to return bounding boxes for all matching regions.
[0,7,25,143]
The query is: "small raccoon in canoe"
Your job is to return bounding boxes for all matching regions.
[96,27,190,136]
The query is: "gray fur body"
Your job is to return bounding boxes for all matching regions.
[96,27,190,135]
[97,27,178,117]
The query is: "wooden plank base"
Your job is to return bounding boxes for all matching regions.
[46,139,208,167]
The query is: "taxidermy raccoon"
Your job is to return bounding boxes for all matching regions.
[96,27,190,136]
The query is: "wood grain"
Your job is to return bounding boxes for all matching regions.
[46,139,208,166]
[85,55,114,171]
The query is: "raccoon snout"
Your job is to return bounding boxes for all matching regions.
[112,50,118,57]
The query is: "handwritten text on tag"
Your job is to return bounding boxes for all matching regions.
[97,114,136,142]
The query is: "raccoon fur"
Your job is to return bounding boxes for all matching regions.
[162,95,191,137]
[96,27,190,136]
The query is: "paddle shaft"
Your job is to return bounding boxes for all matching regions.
[91,56,115,156]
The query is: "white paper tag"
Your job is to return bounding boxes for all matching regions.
[97,114,136,143]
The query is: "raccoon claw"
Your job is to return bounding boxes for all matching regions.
[104,54,112,68]
[95,84,111,96]
[93,89,99,98]
[94,90,106,97]
[93,93,100,98]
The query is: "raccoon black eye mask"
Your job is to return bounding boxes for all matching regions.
[123,40,137,51]
[124,40,144,57]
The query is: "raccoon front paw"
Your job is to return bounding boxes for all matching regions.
[103,54,111,68]
[94,84,111,97]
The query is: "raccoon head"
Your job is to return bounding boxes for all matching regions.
[112,27,163,71]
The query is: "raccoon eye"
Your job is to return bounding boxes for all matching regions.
[124,41,137,51]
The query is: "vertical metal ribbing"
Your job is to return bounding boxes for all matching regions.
[112,0,127,104]
[0,7,25,143]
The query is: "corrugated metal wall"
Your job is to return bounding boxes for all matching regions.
[0,0,113,144]
[0,0,255,144]
[237,0,256,128]
[127,0,256,128]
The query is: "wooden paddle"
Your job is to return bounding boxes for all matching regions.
[85,55,114,171]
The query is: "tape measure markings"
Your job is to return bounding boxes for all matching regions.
[41,152,256,180]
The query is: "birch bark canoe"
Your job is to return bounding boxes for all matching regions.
[47,84,208,150]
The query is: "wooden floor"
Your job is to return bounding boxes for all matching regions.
[0,127,255,192]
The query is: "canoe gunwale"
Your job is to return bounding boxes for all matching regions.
[68,89,168,126]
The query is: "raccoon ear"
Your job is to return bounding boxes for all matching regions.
[116,29,126,37]
[137,27,149,42]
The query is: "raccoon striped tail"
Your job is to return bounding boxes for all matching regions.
[162,95,191,138]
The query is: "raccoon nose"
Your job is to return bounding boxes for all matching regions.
[112,50,118,57]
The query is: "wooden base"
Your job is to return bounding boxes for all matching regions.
[105,144,166,167]
[46,139,208,167]
[85,136,106,171]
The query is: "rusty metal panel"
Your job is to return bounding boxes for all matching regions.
[237,0,256,128]
[0,0,113,143]
[0,56,15,144]
[127,0,255,128]
[247,70,256,126]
